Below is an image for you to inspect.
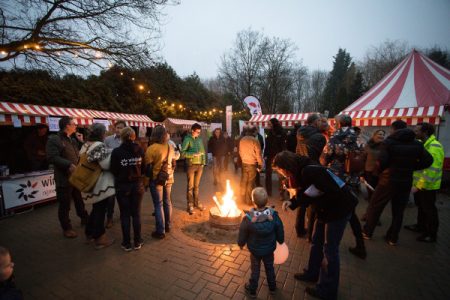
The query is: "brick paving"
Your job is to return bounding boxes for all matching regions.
[1,166,449,299]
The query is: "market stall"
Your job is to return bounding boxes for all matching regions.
[340,49,450,171]
[0,101,158,216]
[247,112,317,128]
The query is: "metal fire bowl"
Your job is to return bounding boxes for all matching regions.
[209,207,242,230]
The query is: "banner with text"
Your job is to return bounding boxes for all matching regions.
[2,172,56,209]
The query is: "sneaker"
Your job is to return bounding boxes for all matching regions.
[294,271,318,282]
[63,229,77,239]
[95,234,115,250]
[195,204,205,211]
[134,239,144,250]
[386,239,397,246]
[85,235,94,244]
[105,218,113,229]
[404,224,422,233]
[416,235,436,243]
[187,207,194,215]
[244,283,256,298]
[121,243,133,252]
[151,231,166,239]
[348,246,367,259]
[362,231,372,240]
[305,287,327,300]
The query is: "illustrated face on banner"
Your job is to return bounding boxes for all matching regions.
[243,96,262,116]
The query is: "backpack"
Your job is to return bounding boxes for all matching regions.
[69,145,102,192]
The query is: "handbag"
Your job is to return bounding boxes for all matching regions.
[155,145,170,186]
[69,144,102,192]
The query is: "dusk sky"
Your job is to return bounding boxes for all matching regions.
[160,0,450,79]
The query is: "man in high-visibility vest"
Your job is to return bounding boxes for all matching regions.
[405,122,444,243]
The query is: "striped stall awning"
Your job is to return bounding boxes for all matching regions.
[0,101,157,127]
[248,113,316,128]
[164,118,208,130]
[341,50,449,126]
[342,105,445,126]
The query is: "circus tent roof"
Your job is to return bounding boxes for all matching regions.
[341,50,450,126]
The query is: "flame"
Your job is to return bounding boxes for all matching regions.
[212,180,241,217]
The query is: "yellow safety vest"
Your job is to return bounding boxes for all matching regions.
[413,135,444,190]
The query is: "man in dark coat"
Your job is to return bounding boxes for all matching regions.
[363,120,433,245]
[46,117,89,238]
[207,128,227,186]
[296,114,326,163]
[264,118,286,198]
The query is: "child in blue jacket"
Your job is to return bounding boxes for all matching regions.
[238,187,285,298]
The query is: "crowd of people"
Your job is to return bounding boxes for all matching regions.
[230,114,443,300]
[0,113,445,300]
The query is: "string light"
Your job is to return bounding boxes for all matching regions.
[120,72,124,76]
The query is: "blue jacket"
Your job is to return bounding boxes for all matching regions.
[237,208,284,257]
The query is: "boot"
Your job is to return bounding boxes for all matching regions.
[349,239,367,259]
[94,234,115,250]
[63,229,77,238]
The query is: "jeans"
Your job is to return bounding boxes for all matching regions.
[106,195,115,219]
[364,184,410,242]
[213,156,224,185]
[305,215,350,300]
[249,253,276,292]
[240,163,257,205]
[56,186,88,231]
[186,164,203,209]
[149,180,173,234]
[85,198,108,239]
[116,182,143,245]
[414,190,438,237]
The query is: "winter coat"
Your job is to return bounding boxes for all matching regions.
[145,142,177,184]
[0,275,23,300]
[264,129,286,159]
[79,142,115,204]
[110,141,145,185]
[363,140,383,175]
[289,165,358,222]
[46,131,80,187]
[181,134,206,165]
[237,208,284,257]
[413,135,444,190]
[296,126,326,163]
[378,128,433,190]
[239,136,263,166]
[324,127,359,176]
[208,136,227,157]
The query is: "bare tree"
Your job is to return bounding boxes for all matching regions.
[0,0,171,71]
[290,65,309,112]
[307,69,328,113]
[358,40,410,87]
[218,28,268,109]
[259,37,297,113]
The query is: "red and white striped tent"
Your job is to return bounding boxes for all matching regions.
[341,49,450,126]
[163,118,209,131]
[0,101,157,127]
[248,112,317,128]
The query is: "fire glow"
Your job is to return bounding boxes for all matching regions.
[212,180,242,218]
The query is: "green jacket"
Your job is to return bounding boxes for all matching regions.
[181,134,206,165]
[413,135,444,190]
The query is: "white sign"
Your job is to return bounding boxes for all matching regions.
[12,115,22,128]
[138,126,147,138]
[48,116,61,132]
[226,105,232,135]
[210,123,222,132]
[243,96,262,116]
[93,119,111,128]
[2,172,56,209]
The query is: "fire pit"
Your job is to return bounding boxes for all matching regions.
[209,180,243,230]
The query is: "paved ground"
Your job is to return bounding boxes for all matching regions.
[1,166,449,300]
